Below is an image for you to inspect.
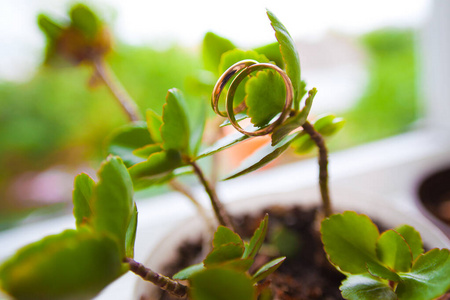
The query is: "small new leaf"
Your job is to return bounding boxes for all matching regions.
[128,150,183,180]
[69,4,100,39]
[72,173,95,228]
[125,203,138,259]
[146,109,163,143]
[243,214,269,259]
[252,257,286,282]
[395,225,424,260]
[213,226,244,249]
[366,261,400,282]
[204,244,245,267]
[376,230,412,272]
[173,263,205,280]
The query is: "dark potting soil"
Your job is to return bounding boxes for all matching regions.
[155,205,345,300]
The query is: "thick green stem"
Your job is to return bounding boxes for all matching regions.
[92,58,142,122]
[125,257,188,298]
[189,161,234,230]
[302,121,333,217]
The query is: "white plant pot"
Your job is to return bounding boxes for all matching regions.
[132,186,450,299]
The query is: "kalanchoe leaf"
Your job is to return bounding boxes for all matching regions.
[202,32,236,74]
[291,133,314,154]
[128,149,183,180]
[376,229,412,272]
[146,109,163,143]
[105,121,153,168]
[204,244,245,267]
[173,263,205,280]
[220,114,248,127]
[69,4,100,39]
[196,130,250,160]
[313,114,346,137]
[243,214,269,259]
[396,248,450,300]
[189,101,206,157]
[189,268,255,300]
[266,10,301,110]
[213,226,244,249]
[37,14,62,40]
[215,258,254,272]
[395,225,424,260]
[161,89,190,154]
[245,68,286,127]
[219,49,270,75]
[132,144,163,159]
[366,261,401,282]
[224,132,301,181]
[321,211,381,274]
[340,274,397,300]
[0,229,124,300]
[271,88,316,146]
[91,156,134,256]
[72,173,95,228]
[252,256,286,282]
[125,203,138,259]
[253,42,284,68]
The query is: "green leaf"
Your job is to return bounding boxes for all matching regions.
[128,149,183,179]
[245,69,286,127]
[215,258,254,272]
[218,49,269,75]
[314,114,346,137]
[0,229,124,300]
[202,32,236,74]
[161,89,190,154]
[252,257,286,282]
[366,262,401,282]
[105,121,153,168]
[72,173,95,228]
[224,132,301,180]
[253,42,284,68]
[321,211,381,274]
[243,214,269,259]
[290,133,315,154]
[196,131,250,160]
[146,109,163,143]
[125,203,138,258]
[132,144,163,159]
[173,263,205,280]
[204,244,245,267]
[271,88,316,146]
[340,274,397,300]
[395,225,424,260]
[213,226,244,249]
[37,14,62,40]
[376,230,412,272]
[69,4,100,39]
[271,226,302,257]
[266,10,301,110]
[91,156,134,256]
[396,249,450,300]
[189,101,206,157]
[189,268,255,300]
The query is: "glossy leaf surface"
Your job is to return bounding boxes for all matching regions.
[340,274,397,300]
[146,109,163,143]
[125,203,138,258]
[366,262,400,282]
[91,156,134,256]
[189,268,255,300]
[128,150,182,179]
[321,212,381,274]
[396,248,450,300]
[313,114,346,137]
[173,263,205,280]
[0,229,124,300]
[376,230,412,272]
[267,10,301,110]
[72,173,95,228]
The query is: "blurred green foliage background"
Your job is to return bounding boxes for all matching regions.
[0,13,421,230]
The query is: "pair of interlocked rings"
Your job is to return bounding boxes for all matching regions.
[211,60,294,137]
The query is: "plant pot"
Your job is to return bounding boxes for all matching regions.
[416,166,450,237]
[133,186,450,299]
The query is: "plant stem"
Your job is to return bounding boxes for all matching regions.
[92,58,142,122]
[125,257,188,298]
[302,121,333,217]
[169,179,216,234]
[189,161,234,230]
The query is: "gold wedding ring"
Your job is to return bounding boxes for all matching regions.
[211,60,294,136]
